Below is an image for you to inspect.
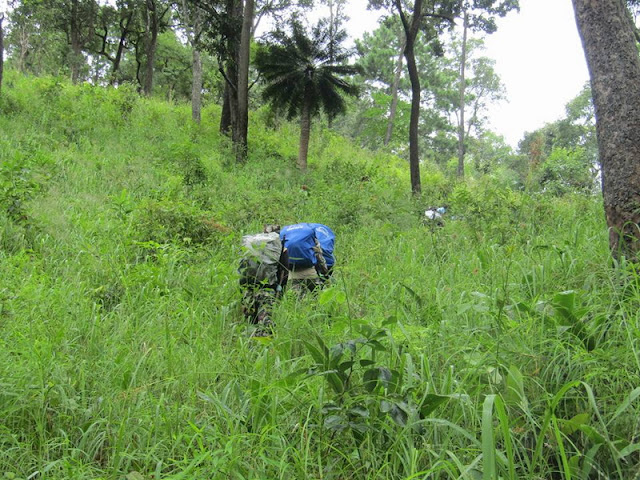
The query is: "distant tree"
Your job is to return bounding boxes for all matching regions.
[354,17,449,152]
[68,0,98,84]
[317,0,350,128]
[179,0,204,122]
[355,18,408,146]
[367,0,517,192]
[454,1,518,179]
[7,0,73,77]
[368,0,457,194]
[255,20,359,170]
[141,0,172,96]
[93,2,138,85]
[572,0,640,259]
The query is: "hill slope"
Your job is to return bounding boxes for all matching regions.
[1,73,638,479]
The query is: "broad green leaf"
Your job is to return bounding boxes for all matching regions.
[419,394,449,417]
[389,403,408,426]
[505,364,527,409]
[559,412,590,435]
[481,394,497,480]
[618,442,640,459]
[610,386,640,424]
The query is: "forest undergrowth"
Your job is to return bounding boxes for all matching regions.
[1,73,639,479]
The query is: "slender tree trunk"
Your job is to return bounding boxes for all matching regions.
[0,15,4,96]
[384,38,405,146]
[191,48,203,124]
[394,0,424,195]
[220,0,242,135]
[180,0,203,124]
[298,99,311,170]
[573,0,640,259]
[143,0,158,96]
[405,40,421,194]
[234,0,254,163]
[220,83,233,134]
[70,0,83,84]
[457,11,468,179]
[18,28,28,73]
[110,12,132,86]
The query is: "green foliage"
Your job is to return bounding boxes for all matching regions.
[536,147,598,196]
[255,19,360,121]
[1,73,639,480]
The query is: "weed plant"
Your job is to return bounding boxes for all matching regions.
[1,72,639,479]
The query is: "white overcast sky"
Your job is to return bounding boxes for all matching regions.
[338,0,590,148]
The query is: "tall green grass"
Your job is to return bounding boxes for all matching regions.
[1,72,639,479]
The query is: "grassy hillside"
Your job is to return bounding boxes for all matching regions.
[1,73,639,480]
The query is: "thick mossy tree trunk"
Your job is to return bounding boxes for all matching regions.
[572,0,640,260]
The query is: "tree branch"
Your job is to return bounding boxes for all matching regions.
[219,66,238,92]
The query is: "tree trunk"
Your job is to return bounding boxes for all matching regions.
[457,11,468,179]
[181,0,203,124]
[70,0,83,84]
[298,99,311,170]
[234,0,254,163]
[0,15,4,96]
[405,41,421,194]
[220,83,233,134]
[191,48,203,124]
[18,28,29,73]
[143,0,158,96]
[395,0,424,195]
[384,38,405,146]
[572,0,640,259]
[220,0,242,135]
[110,12,133,86]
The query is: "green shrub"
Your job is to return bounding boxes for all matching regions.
[132,197,229,246]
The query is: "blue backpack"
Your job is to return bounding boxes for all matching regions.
[308,223,335,267]
[280,223,335,268]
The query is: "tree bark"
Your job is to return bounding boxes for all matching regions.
[180,0,203,123]
[220,83,233,134]
[298,99,311,170]
[394,0,423,195]
[18,27,28,74]
[572,0,640,259]
[111,12,133,85]
[191,48,203,124]
[234,0,254,163]
[143,0,159,96]
[220,0,242,135]
[456,11,468,179]
[70,0,83,84]
[384,38,405,146]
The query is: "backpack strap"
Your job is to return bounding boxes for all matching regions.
[312,239,329,276]
[276,245,289,292]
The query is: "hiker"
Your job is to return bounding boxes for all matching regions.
[280,223,335,292]
[238,225,289,336]
[424,206,446,227]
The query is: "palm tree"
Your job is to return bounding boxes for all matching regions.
[255,21,359,170]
